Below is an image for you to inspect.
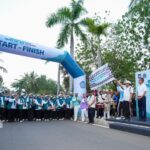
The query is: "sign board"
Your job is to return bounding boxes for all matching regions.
[89,64,115,90]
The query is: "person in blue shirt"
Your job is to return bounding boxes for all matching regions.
[72,93,81,122]
[112,91,119,117]
[117,84,125,118]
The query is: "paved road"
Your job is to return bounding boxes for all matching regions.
[0,121,150,150]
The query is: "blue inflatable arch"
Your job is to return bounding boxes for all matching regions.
[0,34,86,95]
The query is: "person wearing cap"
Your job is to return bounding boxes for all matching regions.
[87,91,97,124]
[72,93,81,122]
[117,80,133,120]
[22,94,28,120]
[137,77,147,121]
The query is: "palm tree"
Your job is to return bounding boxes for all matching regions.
[82,18,109,67]
[12,72,38,93]
[46,0,87,93]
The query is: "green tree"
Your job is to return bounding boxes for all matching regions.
[114,0,150,69]
[12,71,38,93]
[11,72,59,95]
[81,16,109,67]
[46,0,87,93]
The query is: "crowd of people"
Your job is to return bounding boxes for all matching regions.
[0,77,147,123]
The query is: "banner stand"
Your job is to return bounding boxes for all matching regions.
[135,70,150,118]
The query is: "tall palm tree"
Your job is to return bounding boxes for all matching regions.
[82,18,109,67]
[46,0,87,93]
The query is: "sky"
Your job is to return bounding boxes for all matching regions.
[0,0,131,88]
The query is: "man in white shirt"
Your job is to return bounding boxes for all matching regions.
[137,77,147,121]
[117,80,133,120]
[87,91,97,124]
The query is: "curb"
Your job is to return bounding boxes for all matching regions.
[109,122,150,137]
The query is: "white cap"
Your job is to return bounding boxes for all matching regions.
[124,80,131,84]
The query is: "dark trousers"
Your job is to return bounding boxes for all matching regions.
[8,109,15,122]
[131,99,136,117]
[65,108,71,119]
[88,108,95,123]
[19,109,23,121]
[35,110,42,119]
[23,109,28,120]
[0,108,7,121]
[96,108,104,118]
[50,110,57,119]
[123,101,130,119]
[43,110,49,120]
[118,102,124,117]
[15,108,19,121]
[28,108,34,121]
[58,108,64,119]
[138,96,146,120]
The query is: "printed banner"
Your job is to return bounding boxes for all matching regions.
[89,64,115,90]
[135,70,150,118]
[74,75,86,96]
[0,34,67,62]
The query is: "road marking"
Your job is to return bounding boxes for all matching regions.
[77,120,109,129]
[93,124,109,129]
[0,121,3,128]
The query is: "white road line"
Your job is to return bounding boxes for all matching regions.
[77,120,109,129]
[0,121,3,128]
[93,124,109,129]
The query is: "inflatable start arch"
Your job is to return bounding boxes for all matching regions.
[0,34,86,95]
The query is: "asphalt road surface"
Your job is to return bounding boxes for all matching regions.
[0,120,150,150]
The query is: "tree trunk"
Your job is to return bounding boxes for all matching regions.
[57,64,61,95]
[97,37,102,68]
[97,37,102,91]
[69,31,74,93]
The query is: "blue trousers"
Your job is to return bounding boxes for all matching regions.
[138,96,146,120]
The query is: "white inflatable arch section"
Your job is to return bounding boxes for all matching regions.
[0,34,86,95]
